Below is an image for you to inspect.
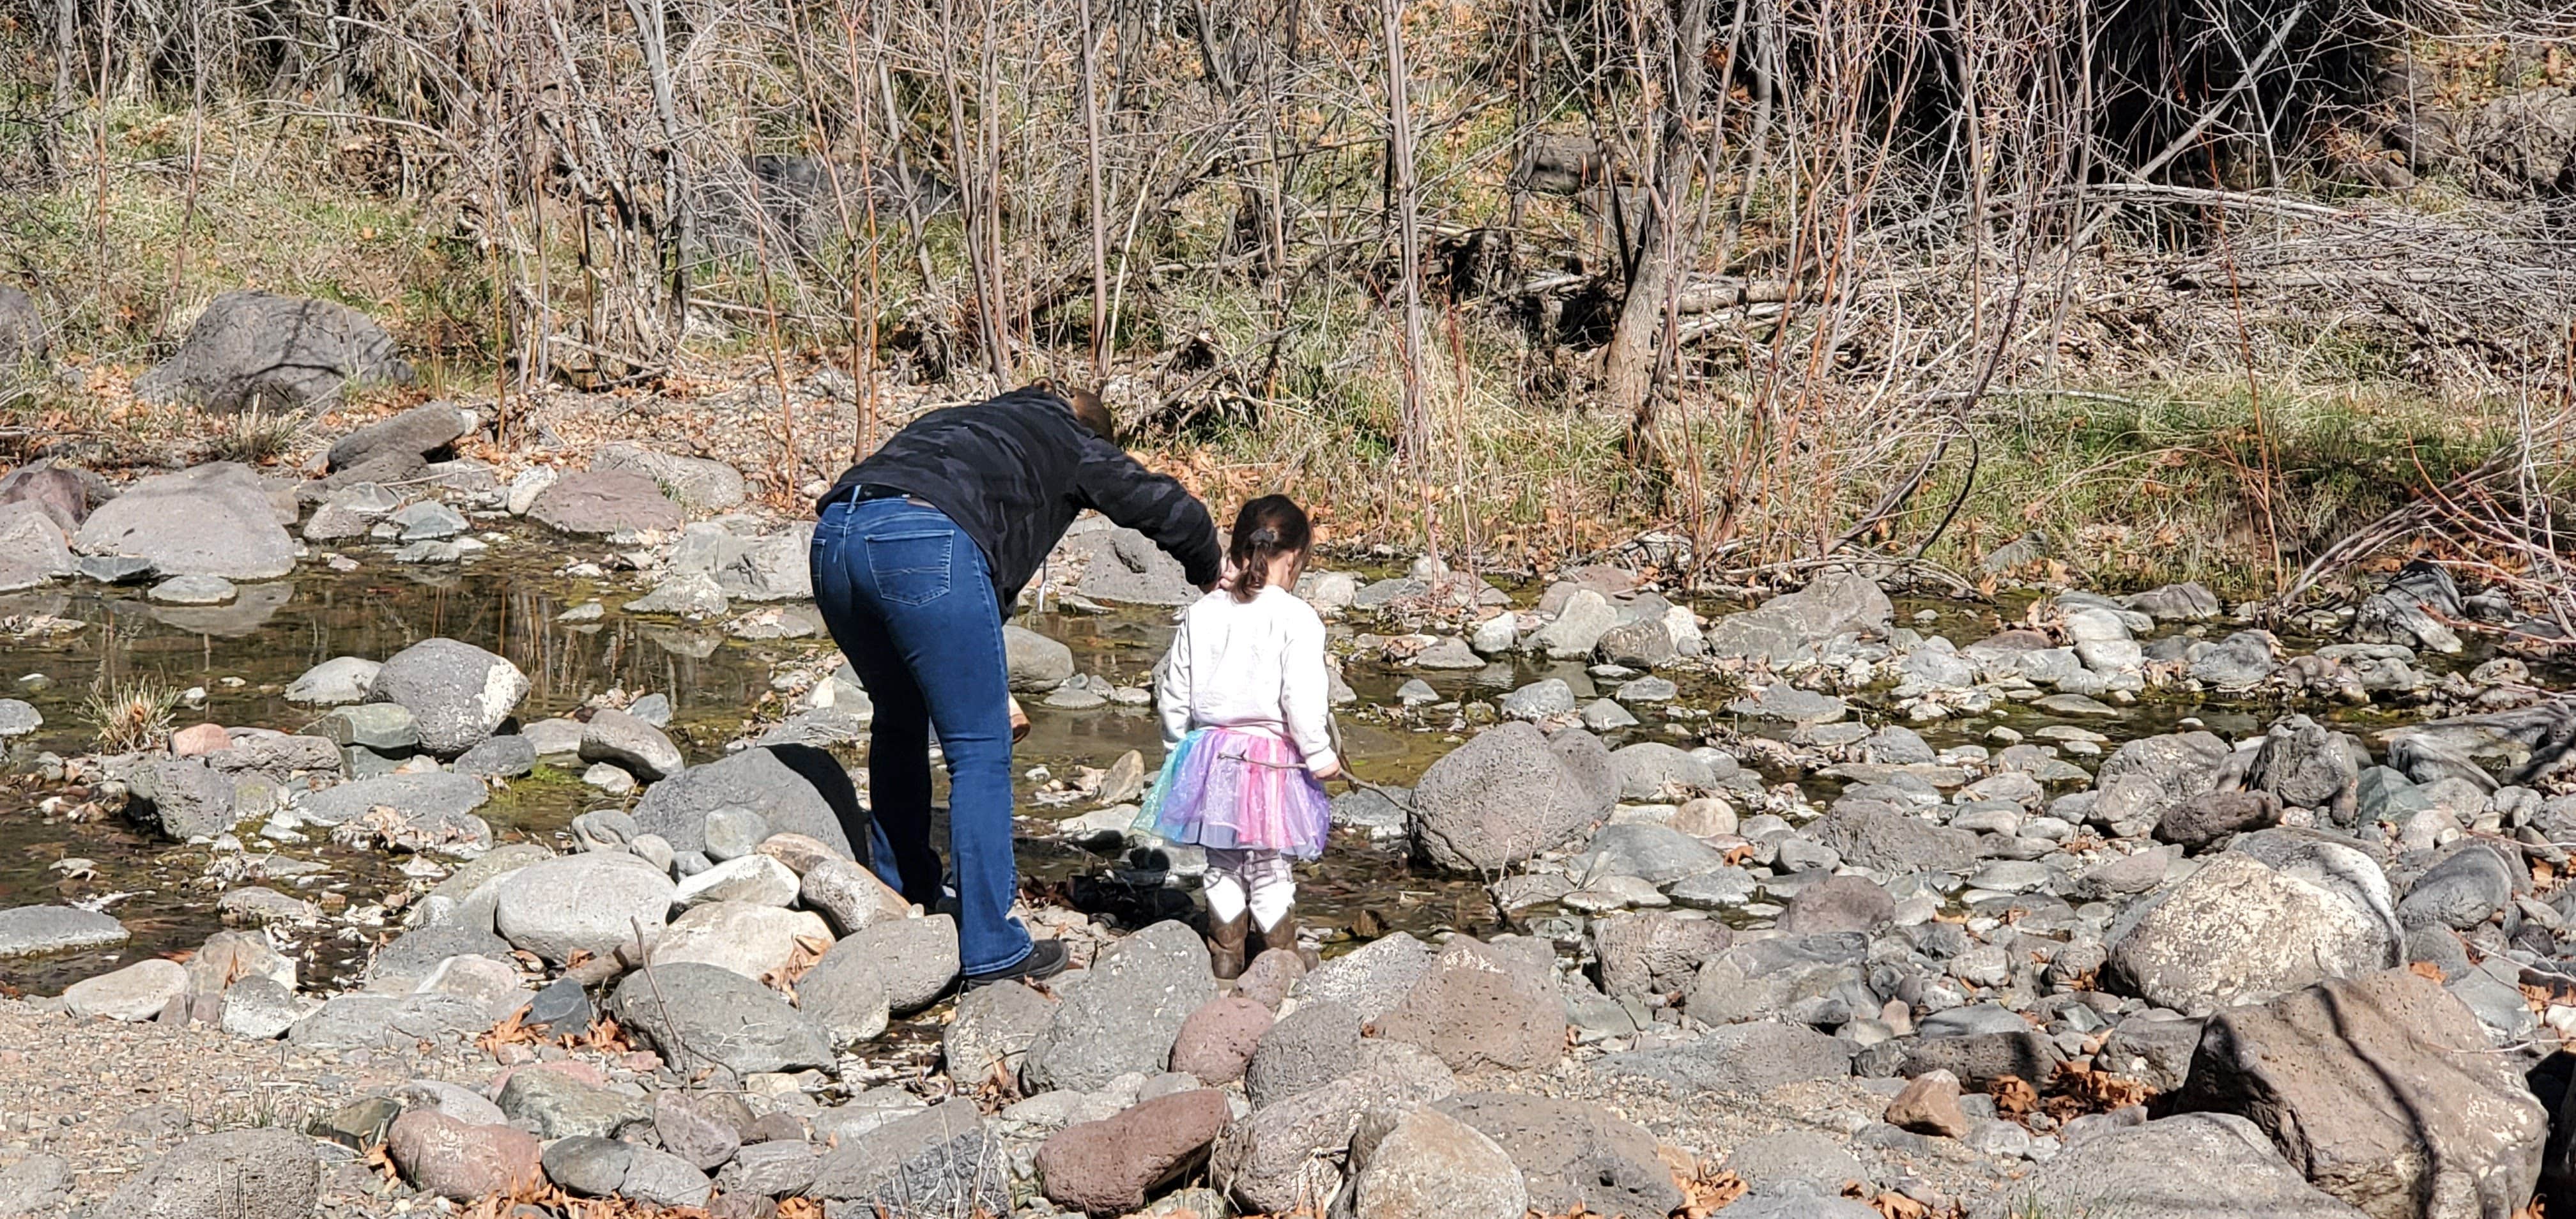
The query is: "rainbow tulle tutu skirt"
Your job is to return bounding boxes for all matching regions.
[1132,726,1330,859]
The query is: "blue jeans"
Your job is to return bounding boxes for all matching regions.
[810,496,1032,976]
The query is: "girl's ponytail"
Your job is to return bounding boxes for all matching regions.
[1227,495,1312,603]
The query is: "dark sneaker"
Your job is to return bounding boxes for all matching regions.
[963,938,1068,989]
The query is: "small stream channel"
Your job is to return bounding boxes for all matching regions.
[0,532,2524,997]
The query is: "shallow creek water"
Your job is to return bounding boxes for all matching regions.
[0,539,2511,996]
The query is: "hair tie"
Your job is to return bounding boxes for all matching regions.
[1250,526,1280,545]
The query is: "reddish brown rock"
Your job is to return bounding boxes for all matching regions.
[1036,1089,1230,1216]
[1374,937,1565,1072]
[1169,996,1271,1085]
[170,723,233,758]
[1884,1069,1970,1137]
[385,1110,543,1200]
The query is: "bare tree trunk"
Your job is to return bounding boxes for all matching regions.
[1384,0,1436,563]
[1600,0,1712,419]
[625,0,690,346]
[1080,0,1110,375]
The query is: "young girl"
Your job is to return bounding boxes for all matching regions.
[1135,494,1342,978]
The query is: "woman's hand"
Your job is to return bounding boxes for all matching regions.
[1008,695,1031,744]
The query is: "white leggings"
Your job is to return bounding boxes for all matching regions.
[1204,847,1296,931]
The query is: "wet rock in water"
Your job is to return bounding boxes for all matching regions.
[1344,1102,1528,1219]
[808,1097,1005,1215]
[1596,617,1678,670]
[1036,1089,1230,1215]
[583,763,636,793]
[292,772,487,828]
[386,1110,544,1201]
[284,656,381,705]
[310,702,420,754]
[1006,628,1073,695]
[944,976,1057,1085]
[326,401,472,471]
[610,962,834,1075]
[1293,931,1432,1022]
[1411,722,1614,872]
[389,500,467,541]
[61,957,187,1022]
[1703,569,1894,664]
[493,852,677,965]
[1413,636,1483,669]
[1499,677,1575,721]
[626,570,728,618]
[595,441,747,512]
[102,1128,319,1219]
[527,468,684,535]
[1074,526,1199,605]
[2154,790,2281,852]
[1728,683,1849,724]
[454,733,537,778]
[1023,921,1214,1092]
[126,756,238,839]
[2354,559,2464,654]
[2167,969,2545,1219]
[1375,936,1565,1072]
[0,500,73,591]
[828,913,960,1013]
[1432,1092,1681,1219]
[2104,846,2401,1016]
[148,572,236,604]
[581,707,685,781]
[73,462,295,579]
[135,290,411,411]
[1531,590,1619,659]
[1610,741,1717,801]
[0,905,128,958]
[1579,698,1637,732]
[2189,629,2281,689]
[632,744,855,858]
[368,637,528,756]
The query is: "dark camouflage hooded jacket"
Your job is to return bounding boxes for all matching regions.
[817,385,1222,615]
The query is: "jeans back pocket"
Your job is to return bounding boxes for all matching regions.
[865,528,954,606]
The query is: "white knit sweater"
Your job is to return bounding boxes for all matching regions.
[1153,585,1338,772]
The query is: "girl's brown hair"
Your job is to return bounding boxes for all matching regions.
[1228,494,1312,603]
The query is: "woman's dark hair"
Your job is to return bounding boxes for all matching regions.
[1228,494,1312,603]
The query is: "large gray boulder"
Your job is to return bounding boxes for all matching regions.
[1411,723,1613,872]
[609,962,834,1075]
[1971,1114,2369,1219]
[632,745,854,858]
[1073,526,1199,605]
[291,772,489,827]
[100,1129,318,1219]
[1006,624,1076,693]
[1701,570,1892,664]
[2104,843,2401,1016]
[125,756,239,839]
[1375,936,1565,1072]
[135,290,411,411]
[2166,969,2545,1219]
[1805,799,1978,873]
[666,521,812,601]
[2096,731,2235,806]
[368,638,528,756]
[1022,920,1215,1093]
[73,463,294,579]
[808,1097,1005,1216]
[1682,933,1871,1026]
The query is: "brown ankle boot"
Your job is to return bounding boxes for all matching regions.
[1208,911,1249,981]
[1258,905,1322,970]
